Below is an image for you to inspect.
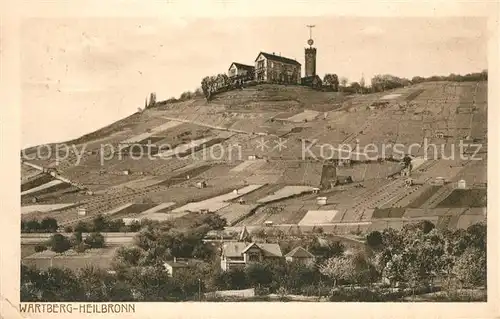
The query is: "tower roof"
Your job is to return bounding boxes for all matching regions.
[285,246,315,258]
[239,226,251,242]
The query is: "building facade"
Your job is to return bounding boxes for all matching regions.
[163,259,190,277]
[285,246,315,266]
[254,52,301,84]
[220,242,283,271]
[228,62,255,81]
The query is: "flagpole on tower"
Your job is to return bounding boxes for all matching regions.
[306,25,316,47]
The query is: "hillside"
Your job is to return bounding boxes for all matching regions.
[20,82,487,234]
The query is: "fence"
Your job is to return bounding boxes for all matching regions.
[204,288,255,299]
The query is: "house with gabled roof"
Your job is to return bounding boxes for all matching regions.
[285,246,315,266]
[163,257,203,277]
[254,52,301,84]
[220,241,283,271]
[228,62,255,80]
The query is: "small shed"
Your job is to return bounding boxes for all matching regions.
[77,208,87,216]
[317,197,327,205]
[163,258,190,277]
[123,169,131,175]
[434,177,446,185]
[457,179,467,189]
[123,218,140,226]
[335,176,353,186]
[401,167,411,177]
[196,181,207,189]
[264,221,273,227]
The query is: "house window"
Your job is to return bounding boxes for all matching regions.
[248,253,259,262]
[257,60,265,69]
[270,61,274,68]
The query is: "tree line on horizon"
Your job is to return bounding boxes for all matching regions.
[196,70,488,101]
[142,69,488,107]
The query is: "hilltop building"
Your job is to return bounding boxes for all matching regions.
[301,25,322,88]
[224,26,325,87]
[254,52,301,84]
[228,62,255,81]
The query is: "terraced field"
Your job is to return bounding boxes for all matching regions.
[436,188,487,208]
[20,82,487,234]
[22,247,120,271]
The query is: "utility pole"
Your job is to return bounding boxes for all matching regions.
[198,278,202,301]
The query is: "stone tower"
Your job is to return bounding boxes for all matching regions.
[305,47,317,77]
[305,25,317,77]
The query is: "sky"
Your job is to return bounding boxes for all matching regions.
[21,17,488,148]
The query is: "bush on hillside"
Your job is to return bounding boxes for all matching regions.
[40,217,59,233]
[70,232,83,247]
[21,218,60,233]
[22,220,40,233]
[366,231,383,249]
[84,232,105,249]
[74,242,88,253]
[201,74,231,100]
[128,221,141,232]
[48,234,71,253]
[34,244,47,252]
[74,221,89,233]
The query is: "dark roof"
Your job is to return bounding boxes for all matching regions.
[301,75,323,87]
[223,242,283,257]
[229,62,255,71]
[242,243,283,257]
[285,246,315,258]
[222,242,248,257]
[255,52,301,66]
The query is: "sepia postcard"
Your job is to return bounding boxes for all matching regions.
[1,1,499,318]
